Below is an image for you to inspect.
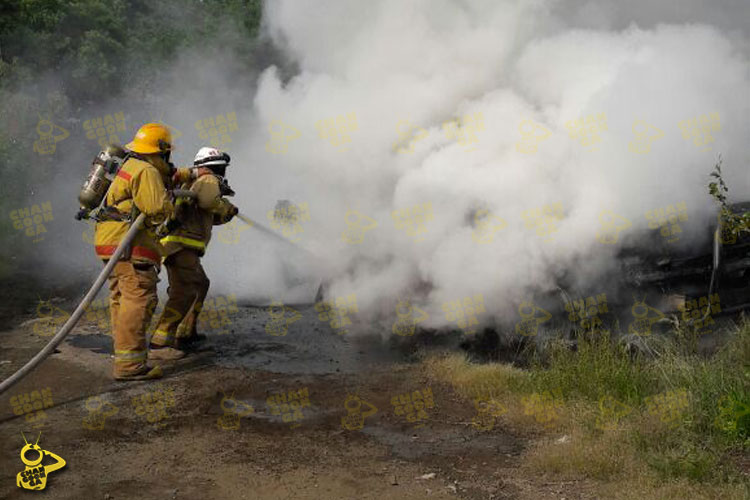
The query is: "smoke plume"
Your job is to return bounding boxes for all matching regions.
[16,0,750,333]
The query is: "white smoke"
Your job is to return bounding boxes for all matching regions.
[32,0,750,332]
[200,0,750,331]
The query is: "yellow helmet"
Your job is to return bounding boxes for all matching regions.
[126,123,173,154]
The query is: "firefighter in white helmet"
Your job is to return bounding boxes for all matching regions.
[150,147,238,356]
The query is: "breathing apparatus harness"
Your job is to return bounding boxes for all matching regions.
[75,146,183,225]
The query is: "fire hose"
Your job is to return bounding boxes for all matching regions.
[0,213,147,395]
[0,203,326,395]
[0,189,199,395]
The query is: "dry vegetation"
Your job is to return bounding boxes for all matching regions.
[423,322,750,499]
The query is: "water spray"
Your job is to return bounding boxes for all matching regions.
[235,213,326,301]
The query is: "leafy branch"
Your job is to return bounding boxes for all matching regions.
[708,156,750,242]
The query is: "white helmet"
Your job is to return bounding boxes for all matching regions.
[193,146,230,168]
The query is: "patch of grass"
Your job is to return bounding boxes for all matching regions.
[524,426,634,480]
[645,443,720,482]
[526,332,656,405]
[422,353,527,399]
[600,478,749,500]
[423,320,750,498]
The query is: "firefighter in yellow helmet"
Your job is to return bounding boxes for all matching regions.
[94,123,191,380]
[150,147,238,355]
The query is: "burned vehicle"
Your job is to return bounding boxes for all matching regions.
[457,201,750,362]
[617,201,750,327]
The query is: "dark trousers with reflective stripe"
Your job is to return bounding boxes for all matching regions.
[152,248,210,347]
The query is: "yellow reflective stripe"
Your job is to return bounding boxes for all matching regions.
[114,350,147,362]
[151,330,175,342]
[159,235,206,250]
[175,197,192,206]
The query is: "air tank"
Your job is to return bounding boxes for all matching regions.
[78,144,127,210]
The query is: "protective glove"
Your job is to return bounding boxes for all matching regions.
[224,203,239,223]
[155,217,181,238]
[172,167,193,186]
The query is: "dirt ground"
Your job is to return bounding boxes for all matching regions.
[0,301,596,500]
